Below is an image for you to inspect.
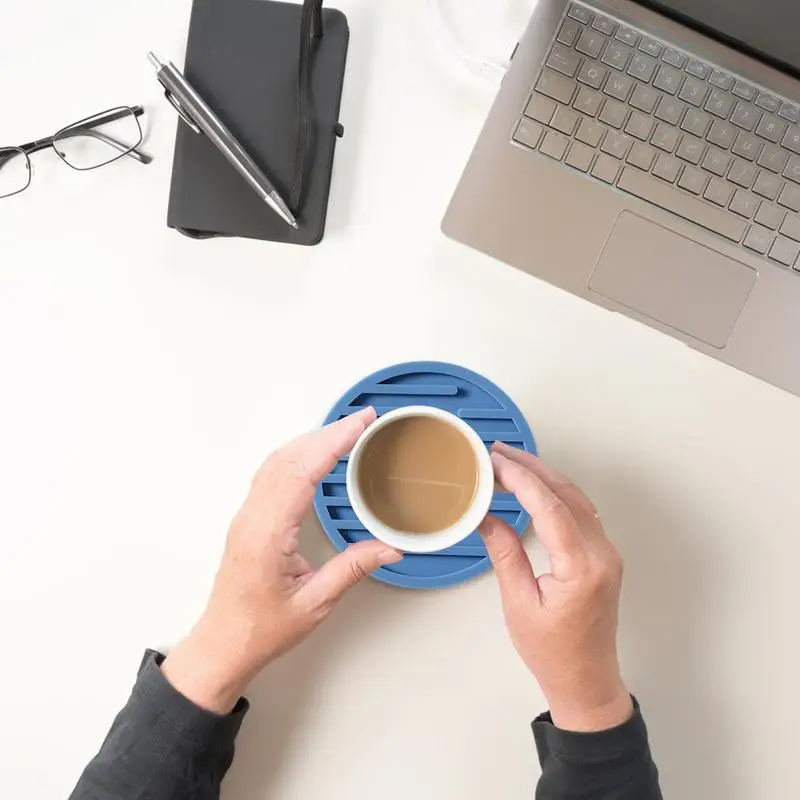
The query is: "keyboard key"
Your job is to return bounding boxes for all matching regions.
[577,61,608,90]
[604,73,635,102]
[755,202,785,230]
[655,96,686,125]
[779,103,800,124]
[576,29,607,59]
[732,81,757,102]
[591,153,621,183]
[592,15,616,34]
[513,119,544,150]
[676,134,705,164]
[784,154,800,184]
[778,182,800,211]
[576,117,605,147]
[707,119,737,149]
[678,165,709,195]
[782,125,800,154]
[639,37,662,58]
[602,41,633,71]
[598,98,628,129]
[539,130,570,160]
[662,48,686,68]
[682,108,712,138]
[732,131,763,162]
[568,3,592,24]
[779,213,800,241]
[625,111,655,141]
[536,69,577,104]
[705,89,735,120]
[704,177,734,207]
[729,188,759,218]
[546,43,582,77]
[601,130,633,159]
[753,170,782,200]
[702,148,731,177]
[551,105,580,135]
[630,83,659,113]
[525,93,557,124]
[627,52,657,83]
[627,141,656,171]
[679,76,709,107]
[574,86,603,117]
[685,59,710,79]
[652,123,680,152]
[755,115,788,144]
[731,103,762,131]
[769,236,800,266]
[653,64,683,95]
[617,167,747,241]
[557,19,582,47]
[653,153,682,183]
[709,70,734,91]
[729,158,757,188]
[743,224,773,254]
[755,93,780,113]
[616,26,639,46]
[757,143,790,174]
[565,141,595,172]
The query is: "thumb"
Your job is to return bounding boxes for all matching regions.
[301,540,403,614]
[479,515,540,606]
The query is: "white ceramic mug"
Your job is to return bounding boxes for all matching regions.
[346,406,495,554]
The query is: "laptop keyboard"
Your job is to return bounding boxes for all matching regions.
[515,1,800,273]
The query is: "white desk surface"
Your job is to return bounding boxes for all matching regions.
[2,1,799,798]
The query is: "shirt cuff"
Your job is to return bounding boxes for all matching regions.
[532,696,650,765]
[134,649,249,745]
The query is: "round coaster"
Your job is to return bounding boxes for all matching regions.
[313,361,537,589]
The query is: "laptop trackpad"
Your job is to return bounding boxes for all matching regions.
[588,212,757,348]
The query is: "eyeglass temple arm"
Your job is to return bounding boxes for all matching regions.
[18,106,152,163]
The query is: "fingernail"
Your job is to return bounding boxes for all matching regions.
[355,406,377,424]
[378,548,403,565]
[490,451,508,468]
[492,441,513,454]
[345,407,375,431]
[478,515,499,539]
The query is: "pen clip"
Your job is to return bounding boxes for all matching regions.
[163,90,201,134]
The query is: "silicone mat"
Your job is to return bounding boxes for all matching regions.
[313,362,537,589]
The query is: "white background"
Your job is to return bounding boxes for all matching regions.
[1,1,799,798]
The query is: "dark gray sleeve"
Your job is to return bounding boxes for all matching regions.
[533,698,662,800]
[69,649,248,800]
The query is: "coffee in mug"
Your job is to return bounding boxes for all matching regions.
[357,415,478,534]
[346,406,495,554]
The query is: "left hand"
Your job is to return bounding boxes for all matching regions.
[161,408,402,713]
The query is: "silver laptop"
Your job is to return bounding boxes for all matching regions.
[443,0,800,396]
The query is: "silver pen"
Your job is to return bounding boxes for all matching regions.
[148,52,298,229]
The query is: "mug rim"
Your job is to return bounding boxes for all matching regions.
[345,406,494,554]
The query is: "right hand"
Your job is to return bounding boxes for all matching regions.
[479,442,632,733]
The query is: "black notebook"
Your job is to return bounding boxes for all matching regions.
[166,0,349,246]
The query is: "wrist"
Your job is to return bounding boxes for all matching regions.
[161,622,254,715]
[547,681,633,733]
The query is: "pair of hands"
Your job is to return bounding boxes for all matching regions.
[162,408,632,732]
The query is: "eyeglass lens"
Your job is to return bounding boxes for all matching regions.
[0,148,32,198]
[53,107,143,171]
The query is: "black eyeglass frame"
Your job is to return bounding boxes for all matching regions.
[0,105,151,199]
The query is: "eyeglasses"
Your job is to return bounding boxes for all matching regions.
[0,105,152,199]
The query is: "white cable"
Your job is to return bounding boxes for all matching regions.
[426,0,511,82]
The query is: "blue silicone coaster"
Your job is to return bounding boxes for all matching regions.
[313,362,537,589]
